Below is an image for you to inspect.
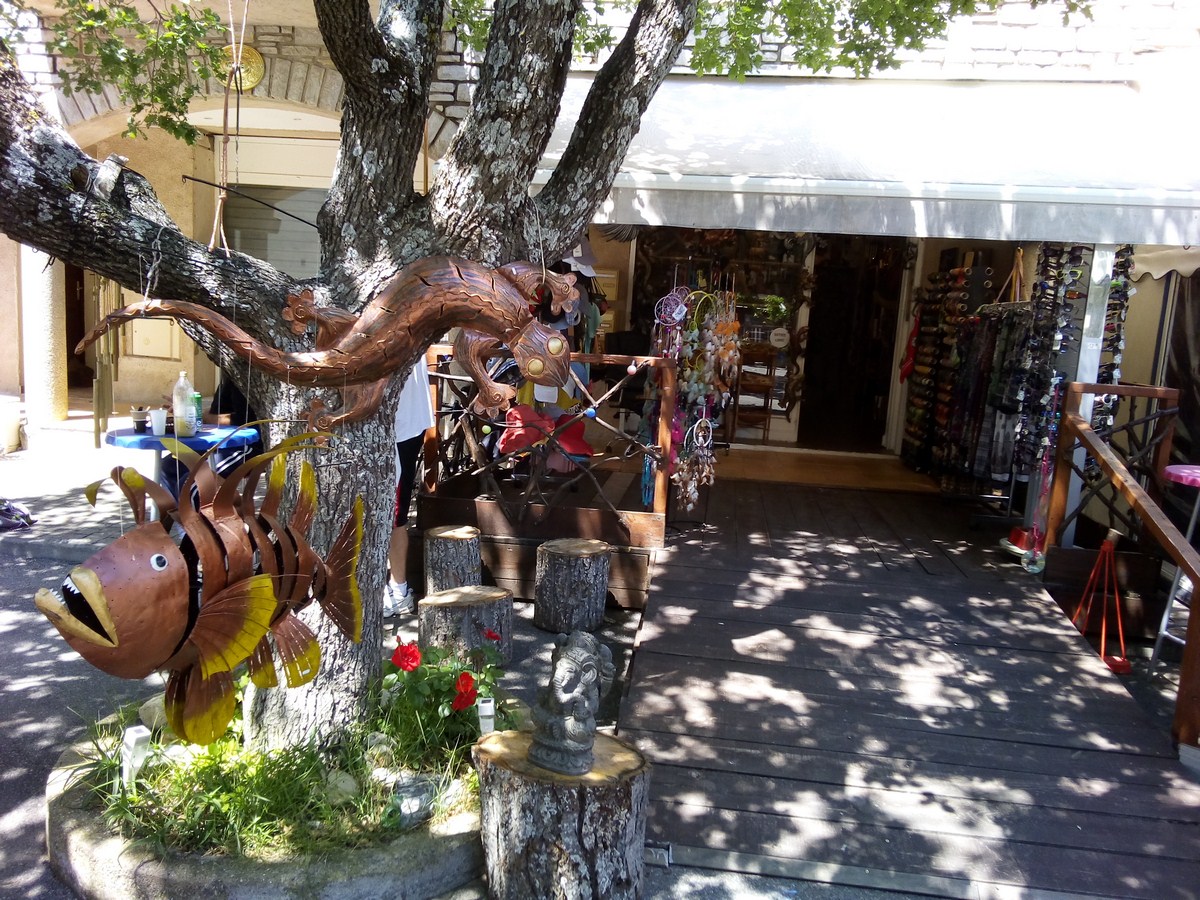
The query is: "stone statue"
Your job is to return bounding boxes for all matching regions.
[527,631,615,776]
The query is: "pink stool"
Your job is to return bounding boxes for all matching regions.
[1151,464,1200,671]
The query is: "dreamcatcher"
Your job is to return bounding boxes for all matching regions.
[639,283,741,511]
[672,416,717,512]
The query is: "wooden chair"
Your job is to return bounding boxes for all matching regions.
[732,342,777,441]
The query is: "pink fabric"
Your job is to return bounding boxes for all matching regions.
[1164,464,1200,487]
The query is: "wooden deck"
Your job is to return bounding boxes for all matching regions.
[618,482,1200,899]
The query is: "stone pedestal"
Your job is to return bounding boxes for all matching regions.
[534,538,611,633]
[424,524,482,595]
[418,584,512,664]
[473,730,650,900]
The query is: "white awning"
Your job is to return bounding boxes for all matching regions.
[537,73,1200,244]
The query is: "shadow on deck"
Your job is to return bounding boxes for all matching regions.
[619,482,1200,899]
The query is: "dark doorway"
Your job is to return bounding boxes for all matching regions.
[64,265,93,387]
[796,236,907,452]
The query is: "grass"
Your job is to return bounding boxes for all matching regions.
[75,658,515,860]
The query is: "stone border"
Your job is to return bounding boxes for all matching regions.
[46,743,484,900]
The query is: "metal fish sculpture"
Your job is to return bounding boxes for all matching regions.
[33,433,364,745]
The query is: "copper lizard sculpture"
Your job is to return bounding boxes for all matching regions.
[77,256,578,428]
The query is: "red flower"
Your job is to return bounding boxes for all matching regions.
[451,687,478,711]
[482,628,501,642]
[391,641,421,672]
[455,671,475,694]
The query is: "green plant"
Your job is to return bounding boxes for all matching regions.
[380,633,514,777]
[72,638,515,860]
[760,294,792,326]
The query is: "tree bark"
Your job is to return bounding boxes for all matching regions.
[534,538,611,633]
[474,730,651,900]
[423,524,483,595]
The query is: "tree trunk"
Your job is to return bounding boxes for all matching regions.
[474,730,651,900]
[423,524,483,595]
[244,397,396,750]
[534,538,611,633]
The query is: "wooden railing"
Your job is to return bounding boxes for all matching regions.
[1046,382,1200,747]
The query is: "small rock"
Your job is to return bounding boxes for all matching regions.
[160,743,202,765]
[138,695,168,732]
[323,769,359,806]
[387,772,436,830]
[364,733,395,767]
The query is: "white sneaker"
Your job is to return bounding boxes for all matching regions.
[384,582,415,617]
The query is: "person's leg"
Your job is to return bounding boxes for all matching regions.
[385,435,423,615]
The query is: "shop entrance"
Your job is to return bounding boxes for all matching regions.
[796,235,907,453]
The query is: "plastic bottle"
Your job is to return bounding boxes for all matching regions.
[191,392,204,430]
[172,371,197,437]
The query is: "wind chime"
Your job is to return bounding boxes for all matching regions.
[639,278,741,512]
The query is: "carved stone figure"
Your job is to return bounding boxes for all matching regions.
[527,631,615,776]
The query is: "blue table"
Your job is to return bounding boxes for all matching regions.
[105,425,261,491]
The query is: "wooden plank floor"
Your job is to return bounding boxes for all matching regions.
[619,483,1200,899]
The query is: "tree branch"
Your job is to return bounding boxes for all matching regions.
[536,0,696,250]
[313,0,390,89]
[0,44,300,325]
[315,0,445,296]
[428,0,583,259]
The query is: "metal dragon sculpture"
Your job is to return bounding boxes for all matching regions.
[76,256,580,428]
[34,434,363,744]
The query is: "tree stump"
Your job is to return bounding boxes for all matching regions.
[534,538,611,633]
[424,524,482,595]
[473,730,651,900]
[418,584,513,665]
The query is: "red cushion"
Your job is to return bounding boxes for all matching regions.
[496,405,554,455]
[553,414,594,457]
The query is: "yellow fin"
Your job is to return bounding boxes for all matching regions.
[319,496,363,643]
[187,573,278,680]
[158,437,204,473]
[290,460,317,534]
[271,613,322,687]
[166,667,236,745]
[84,479,106,507]
[248,635,279,689]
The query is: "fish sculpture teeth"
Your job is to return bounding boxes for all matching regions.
[33,432,364,745]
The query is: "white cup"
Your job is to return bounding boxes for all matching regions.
[148,408,167,436]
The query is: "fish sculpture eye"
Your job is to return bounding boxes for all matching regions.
[150,554,169,572]
[547,337,565,356]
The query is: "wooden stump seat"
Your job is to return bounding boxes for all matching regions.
[418,584,513,665]
[473,730,650,900]
[533,538,611,633]
[424,524,482,595]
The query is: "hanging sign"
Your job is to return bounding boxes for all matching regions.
[769,328,789,349]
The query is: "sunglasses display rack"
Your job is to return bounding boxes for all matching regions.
[901,262,996,477]
[1091,245,1135,434]
[1013,243,1092,479]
